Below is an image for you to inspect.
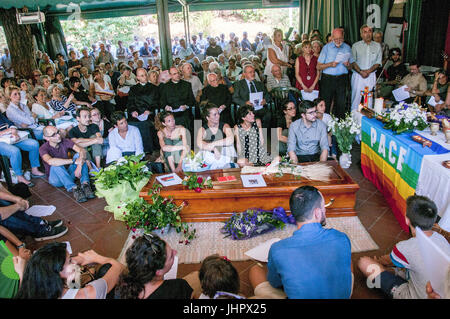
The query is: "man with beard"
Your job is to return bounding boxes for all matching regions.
[378,48,408,99]
[248,186,353,299]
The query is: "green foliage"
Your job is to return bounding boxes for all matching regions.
[123,184,196,243]
[182,173,213,192]
[239,9,263,23]
[61,16,142,50]
[93,154,152,191]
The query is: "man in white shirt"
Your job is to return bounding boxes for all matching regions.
[178,39,195,64]
[106,111,144,164]
[351,25,382,111]
[1,48,13,77]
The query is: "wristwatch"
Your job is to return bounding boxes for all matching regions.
[17,243,26,249]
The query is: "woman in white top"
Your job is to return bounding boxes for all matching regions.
[31,87,65,120]
[181,62,202,103]
[14,242,123,299]
[264,28,291,77]
[5,86,44,140]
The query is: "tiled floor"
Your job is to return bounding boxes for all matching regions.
[22,143,407,299]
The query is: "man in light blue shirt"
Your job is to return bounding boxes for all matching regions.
[317,28,354,118]
[350,24,382,112]
[248,186,353,299]
[178,38,195,64]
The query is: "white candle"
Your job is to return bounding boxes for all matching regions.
[374,98,384,114]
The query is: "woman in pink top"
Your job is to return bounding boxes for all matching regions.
[295,41,320,93]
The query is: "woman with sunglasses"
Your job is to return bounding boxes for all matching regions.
[116,234,193,299]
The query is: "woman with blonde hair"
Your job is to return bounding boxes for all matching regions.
[264,28,291,77]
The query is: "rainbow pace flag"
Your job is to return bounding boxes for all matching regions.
[360,117,448,232]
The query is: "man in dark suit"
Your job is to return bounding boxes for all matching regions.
[201,72,233,125]
[127,68,160,152]
[159,66,195,134]
[232,64,271,128]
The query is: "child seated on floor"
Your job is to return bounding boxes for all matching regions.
[357,195,450,299]
[198,254,242,299]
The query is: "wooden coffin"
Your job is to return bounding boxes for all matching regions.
[140,161,359,222]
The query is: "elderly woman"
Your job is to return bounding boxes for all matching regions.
[196,102,236,169]
[5,86,44,140]
[264,28,291,77]
[79,67,91,91]
[181,62,202,103]
[225,57,242,83]
[311,40,323,58]
[46,83,77,128]
[224,40,240,59]
[39,75,52,92]
[17,79,34,109]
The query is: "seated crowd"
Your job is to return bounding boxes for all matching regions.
[0,27,448,299]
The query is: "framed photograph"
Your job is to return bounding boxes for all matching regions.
[241,174,267,188]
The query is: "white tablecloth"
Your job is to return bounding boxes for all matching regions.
[416,152,450,218]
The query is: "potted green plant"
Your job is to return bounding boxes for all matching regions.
[122,184,196,244]
[93,154,152,220]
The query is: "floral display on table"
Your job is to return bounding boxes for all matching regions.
[122,184,196,244]
[220,207,296,240]
[328,113,361,168]
[93,154,152,220]
[182,150,210,172]
[182,173,213,193]
[377,102,428,134]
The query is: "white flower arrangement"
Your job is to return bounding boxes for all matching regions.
[379,102,428,134]
[328,114,361,154]
[182,150,208,172]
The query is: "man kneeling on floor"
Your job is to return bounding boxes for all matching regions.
[39,125,95,203]
[0,183,67,241]
[249,185,353,299]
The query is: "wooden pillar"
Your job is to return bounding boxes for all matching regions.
[156,0,173,70]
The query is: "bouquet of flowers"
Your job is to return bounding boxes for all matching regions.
[378,102,428,134]
[328,113,361,154]
[122,184,196,244]
[182,173,213,193]
[182,150,210,172]
[220,207,296,240]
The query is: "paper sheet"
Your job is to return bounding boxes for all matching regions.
[25,205,56,217]
[439,209,450,231]
[416,227,450,298]
[0,130,29,145]
[164,255,179,280]
[250,92,264,111]
[427,95,444,107]
[335,52,351,64]
[64,241,73,255]
[137,113,149,121]
[118,86,130,94]
[392,85,410,102]
[301,90,319,101]
[244,238,281,263]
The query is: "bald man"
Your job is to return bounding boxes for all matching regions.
[317,28,354,119]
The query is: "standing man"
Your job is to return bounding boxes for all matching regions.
[351,25,382,112]
[205,38,223,58]
[317,28,354,118]
[1,48,13,78]
[80,47,95,73]
[160,67,195,132]
[178,39,195,65]
[139,41,152,68]
[288,100,329,163]
[248,186,353,299]
[232,64,271,129]
[96,43,115,68]
[241,32,253,52]
[116,40,129,66]
[127,68,160,153]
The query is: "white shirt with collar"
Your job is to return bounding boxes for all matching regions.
[351,40,382,71]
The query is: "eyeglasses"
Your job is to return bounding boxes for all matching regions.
[142,233,158,255]
[45,131,60,138]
